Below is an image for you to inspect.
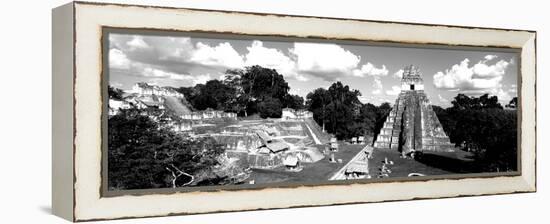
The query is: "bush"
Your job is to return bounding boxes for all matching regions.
[257,97,282,118]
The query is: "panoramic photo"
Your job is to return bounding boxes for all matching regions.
[106,32,519,191]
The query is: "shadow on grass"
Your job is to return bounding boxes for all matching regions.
[415,153,478,173]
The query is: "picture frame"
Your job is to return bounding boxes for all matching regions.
[52,1,536,222]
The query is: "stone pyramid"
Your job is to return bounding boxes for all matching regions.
[373,65,454,155]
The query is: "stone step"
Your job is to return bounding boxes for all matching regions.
[374,142,390,148]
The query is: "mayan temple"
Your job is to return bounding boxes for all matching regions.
[373,65,454,156]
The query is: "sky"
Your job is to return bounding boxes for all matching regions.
[108,32,518,107]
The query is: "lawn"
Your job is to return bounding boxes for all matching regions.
[368,148,477,178]
[246,143,365,184]
[244,144,480,185]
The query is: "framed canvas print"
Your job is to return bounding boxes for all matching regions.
[52,1,537,222]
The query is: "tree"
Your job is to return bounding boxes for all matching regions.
[358,103,378,137]
[108,108,225,190]
[433,94,517,172]
[223,65,292,116]
[108,85,124,100]
[306,88,331,132]
[374,102,392,136]
[222,69,250,116]
[451,93,503,110]
[282,94,305,110]
[449,109,516,171]
[257,97,283,118]
[188,80,236,111]
[478,94,503,109]
[431,105,456,136]
[306,82,362,139]
[506,97,518,109]
[240,65,290,101]
[378,102,392,113]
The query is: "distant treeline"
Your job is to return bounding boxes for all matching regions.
[174,65,304,118]
[433,94,518,172]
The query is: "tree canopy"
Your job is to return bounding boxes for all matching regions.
[306,82,390,140]
[175,65,305,118]
[451,93,503,110]
[222,65,304,117]
[189,80,237,111]
[108,109,225,190]
[434,94,517,172]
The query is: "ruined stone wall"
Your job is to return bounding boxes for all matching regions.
[212,134,263,152]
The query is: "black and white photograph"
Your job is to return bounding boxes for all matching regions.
[3,0,548,222]
[106,31,519,191]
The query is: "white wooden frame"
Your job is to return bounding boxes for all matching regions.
[52,1,536,222]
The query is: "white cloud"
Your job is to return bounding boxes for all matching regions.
[290,42,360,80]
[191,74,212,85]
[385,85,401,96]
[190,42,244,68]
[127,36,150,50]
[110,45,199,83]
[472,59,509,79]
[484,55,498,61]
[352,63,388,77]
[159,37,193,60]
[433,59,471,89]
[496,84,517,103]
[110,45,212,85]
[217,74,228,81]
[245,41,292,69]
[109,48,131,70]
[142,67,211,85]
[109,35,224,86]
[433,56,516,105]
[288,87,302,96]
[142,67,186,80]
[433,57,511,91]
[242,41,386,82]
[393,69,404,79]
[244,41,389,82]
[244,41,307,81]
[371,78,383,95]
[464,84,514,104]
[372,89,382,95]
[294,75,309,82]
[142,36,245,71]
[357,95,370,104]
[110,35,391,90]
[508,84,517,94]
